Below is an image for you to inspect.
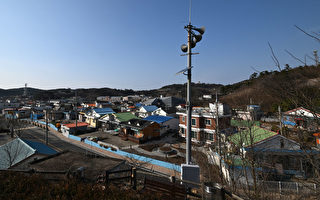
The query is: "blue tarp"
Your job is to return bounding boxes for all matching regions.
[282,120,296,126]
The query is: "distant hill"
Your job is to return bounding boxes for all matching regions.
[220,65,320,113]
[0,83,222,101]
[2,65,319,113]
[0,88,43,98]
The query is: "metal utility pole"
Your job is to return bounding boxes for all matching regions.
[10,115,14,138]
[75,90,78,135]
[45,109,48,145]
[178,23,205,165]
[177,0,205,184]
[186,24,192,165]
[278,105,282,135]
[216,92,223,183]
[216,92,220,153]
[314,50,319,66]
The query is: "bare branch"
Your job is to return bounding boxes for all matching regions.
[306,54,316,62]
[295,25,320,43]
[270,56,278,68]
[250,66,260,73]
[285,49,306,66]
[312,31,320,37]
[268,42,281,71]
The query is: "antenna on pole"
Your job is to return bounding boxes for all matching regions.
[189,0,192,24]
[215,90,218,103]
[23,83,28,97]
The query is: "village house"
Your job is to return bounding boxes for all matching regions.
[110,96,123,104]
[47,110,65,121]
[228,127,320,179]
[137,105,158,118]
[96,96,110,102]
[120,119,160,143]
[142,98,163,107]
[16,108,31,119]
[235,105,263,121]
[282,107,320,130]
[144,115,179,135]
[142,96,185,114]
[2,108,18,119]
[123,95,142,102]
[176,102,231,144]
[82,103,97,108]
[159,96,185,113]
[151,107,167,116]
[61,122,89,137]
[85,107,115,128]
[99,112,140,132]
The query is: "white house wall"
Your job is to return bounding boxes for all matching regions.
[159,118,179,135]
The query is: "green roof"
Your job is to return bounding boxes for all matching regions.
[228,126,277,147]
[231,119,260,127]
[114,112,139,122]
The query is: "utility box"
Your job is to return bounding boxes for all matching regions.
[181,164,200,188]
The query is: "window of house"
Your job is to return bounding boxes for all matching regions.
[191,118,196,126]
[180,127,185,134]
[182,116,185,122]
[208,133,214,141]
[191,131,197,139]
[205,119,211,126]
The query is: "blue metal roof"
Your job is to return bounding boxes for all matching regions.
[142,105,158,112]
[22,139,58,155]
[93,107,115,115]
[144,115,173,124]
[135,103,142,108]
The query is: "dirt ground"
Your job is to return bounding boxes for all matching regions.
[76,131,136,148]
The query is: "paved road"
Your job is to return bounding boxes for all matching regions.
[19,126,103,156]
[16,123,179,176]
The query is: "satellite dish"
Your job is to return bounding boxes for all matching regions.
[181,44,188,52]
[193,26,205,35]
[193,34,202,43]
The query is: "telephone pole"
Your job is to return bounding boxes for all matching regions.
[278,105,282,135]
[45,109,48,145]
[314,50,319,66]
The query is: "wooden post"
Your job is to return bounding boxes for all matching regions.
[279,181,281,197]
[132,167,137,190]
[105,171,109,185]
[201,182,205,200]
[170,176,176,183]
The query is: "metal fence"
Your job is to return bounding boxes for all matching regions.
[257,180,317,195]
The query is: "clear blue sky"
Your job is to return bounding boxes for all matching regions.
[0,0,319,90]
